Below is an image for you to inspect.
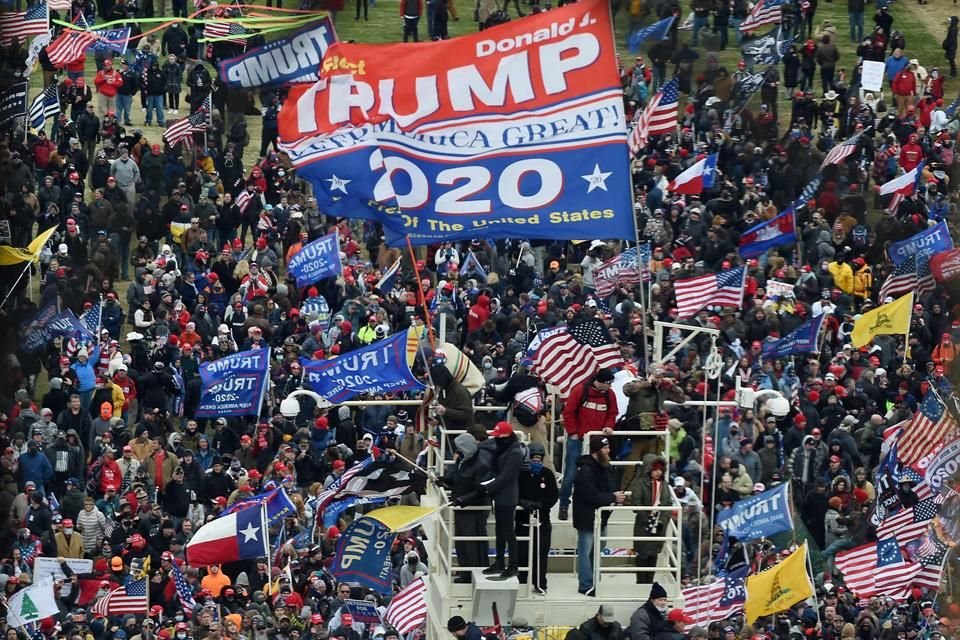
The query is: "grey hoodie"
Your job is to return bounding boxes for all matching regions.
[454,433,478,460]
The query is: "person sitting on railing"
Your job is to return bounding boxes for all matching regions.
[627,454,674,584]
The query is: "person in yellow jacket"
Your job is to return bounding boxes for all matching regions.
[828,254,855,295]
[852,258,873,305]
[54,522,84,559]
[106,378,125,420]
[356,315,379,345]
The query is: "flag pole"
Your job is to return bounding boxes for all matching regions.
[261,498,271,593]
[0,591,38,639]
[905,291,915,360]
[0,259,34,310]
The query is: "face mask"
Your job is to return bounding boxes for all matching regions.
[175,615,184,622]
[177,634,187,639]
[530,462,544,474]
[64,527,73,535]
[656,605,668,614]
[60,586,71,598]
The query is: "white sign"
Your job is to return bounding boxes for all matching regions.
[861,60,885,92]
[33,557,92,583]
[765,280,794,299]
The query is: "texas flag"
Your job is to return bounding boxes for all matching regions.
[668,153,718,195]
[739,207,797,258]
[186,503,268,566]
[879,161,925,197]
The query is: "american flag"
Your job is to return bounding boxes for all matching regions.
[878,254,935,301]
[28,83,59,131]
[673,266,746,319]
[594,247,642,297]
[163,110,208,147]
[384,577,427,634]
[79,300,101,335]
[46,28,98,66]
[876,481,936,543]
[739,0,784,32]
[629,77,678,153]
[203,22,246,44]
[821,130,864,169]
[236,189,255,214]
[311,458,375,540]
[91,577,149,615]
[0,2,49,41]
[836,539,943,599]
[914,531,949,565]
[48,0,71,9]
[681,569,747,626]
[171,562,196,613]
[899,389,958,465]
[531,318,623,396]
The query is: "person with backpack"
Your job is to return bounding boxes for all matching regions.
[443,432,491,584]
[478,421,524,579]
[559,368,619,521]
[491,360,551,469]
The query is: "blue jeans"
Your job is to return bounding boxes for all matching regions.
[692,15,709,45]
[849,12,863,41]
[116,94,133,124]
[577,529,595,592]
[146,95,165,126]
[559,436,583,509]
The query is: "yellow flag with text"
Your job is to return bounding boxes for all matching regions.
[851,292,913,348]
[744,542,814,623]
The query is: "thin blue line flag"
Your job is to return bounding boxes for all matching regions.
[626,16,675,53]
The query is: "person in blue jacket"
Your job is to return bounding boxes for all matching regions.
[71,346,100,416]
[18,441,54,495]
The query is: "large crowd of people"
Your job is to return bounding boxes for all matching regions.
[0,0,959,636]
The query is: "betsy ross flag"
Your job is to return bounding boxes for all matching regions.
[878,254,935,301]
[674,266,746,319]
[594,247,642,297]
[739,207,796,258]
[629,77,678,153]
[836,538,943,599]
[681,567,747,626]
[164,110,208,146]
[47,29,98,66]
[739,0,784,32]
[898,387,958,465]
[385,577,428,634]
[531,318,623,396]
[0,2,49,42]
[626,15,674,53]
[28,83,59,131]
[91,577,149,615]
[203,22,246,44]
[821,130,865,169]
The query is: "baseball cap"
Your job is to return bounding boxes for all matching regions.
[598,605,616,623]
[489,421,514,438]
[668,610,694,624]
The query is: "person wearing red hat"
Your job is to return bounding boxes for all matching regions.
[54,517,84,558]
[475,421,524,579]
[932,333,957,371]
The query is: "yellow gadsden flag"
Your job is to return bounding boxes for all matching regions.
[0,226,57,266]
[744,542,814,623]
[850,292,913,348]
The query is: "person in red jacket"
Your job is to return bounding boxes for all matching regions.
[559,368,618,520]
[466,293,490,334]
[899,133,923,172]
[94,59,123,116]
[32,132,56,179]
[891,67,916,116]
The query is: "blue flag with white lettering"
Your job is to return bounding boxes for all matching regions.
[716,483,792,542]
[626,16,675,53]
[287,231,342,288]
[887,221,953,266]
[196,348,271,418]
[330,516,396,593]
[761,314,824,359]
[300,329,424,402]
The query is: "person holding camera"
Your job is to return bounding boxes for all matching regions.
[627,455,673,584]
[443,432,492,583]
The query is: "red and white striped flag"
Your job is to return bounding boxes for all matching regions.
[821,130,864,169]
[163,110,208,147]
[836,542,943,599]
[236,189,255,214]
[48,0,72,9]
[681,579,744,626]
[46,28,97,66]
[0,2,49,42]
[91,578,149,615]
[531,318,623,397]
[898,390,957,465]
[876,481,936,543]
[674,266,747,319]
[203,22,246,44]
[629,77,678,153]
[738,0,784,32]
[385,577,427,634]
[878,255,935,301]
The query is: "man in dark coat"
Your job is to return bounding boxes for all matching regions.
[443,432,491,583]
[575,605,625,640]
[516,441,558,592]
[479,421,524,579]
[573,435,625,596]
[628,582,669,640]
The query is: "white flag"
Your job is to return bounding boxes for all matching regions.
[6,577,59,627]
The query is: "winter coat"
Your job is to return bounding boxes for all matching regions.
[572,454,617,532]
[479,434,523,506]
[563,380,618,438]
[627,454,673,559]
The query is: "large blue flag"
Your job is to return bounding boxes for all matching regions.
[761,314,824,359]
[287,231,342,288]
[739,208,796,258]
[330,516,396,594]
[219,487,297,525]
[716,483,793,542]
[22,305,95,352]
[196,349,271,417]
[887,220,953,266]
[626,16,674,53]
[301,329,424,402]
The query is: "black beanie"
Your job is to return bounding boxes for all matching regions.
[447,616,468,632]
[650,581,668,600]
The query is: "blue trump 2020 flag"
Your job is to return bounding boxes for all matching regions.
[887,220,953,266]
[196,348,271,417]
[301,328,424,402]
[739,208,796,258]
[331,516,396,594]
[219,487,297,525]
[762,314,824,359]
[626,16,674,53]
[716,483,793,542]
[287,230,342,288]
